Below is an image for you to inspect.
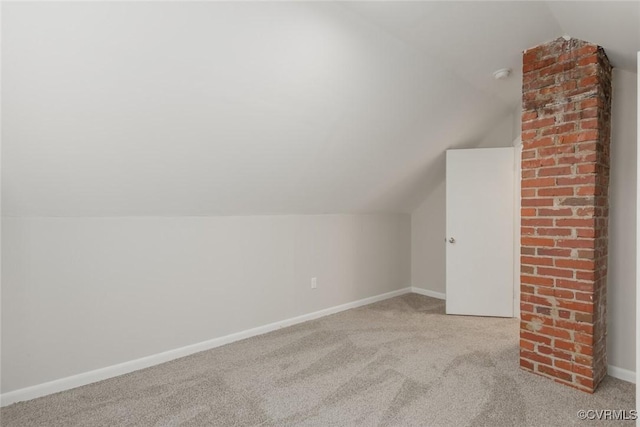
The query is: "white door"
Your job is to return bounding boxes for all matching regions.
[446,147,515,317]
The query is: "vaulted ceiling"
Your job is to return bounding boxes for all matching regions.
[3,1,638,216]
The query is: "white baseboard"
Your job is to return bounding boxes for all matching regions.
[407,290,636,385]
[608,365,636,384]
[0,287,412,407]
[411,286,446,300]
[5,286,626,406]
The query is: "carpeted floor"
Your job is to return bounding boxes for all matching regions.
[1,293,635,426]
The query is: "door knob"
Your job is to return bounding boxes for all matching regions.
[448,237,456,244]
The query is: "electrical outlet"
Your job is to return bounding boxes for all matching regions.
[311,277,317,289]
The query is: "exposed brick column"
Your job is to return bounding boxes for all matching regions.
[519,37,612,393]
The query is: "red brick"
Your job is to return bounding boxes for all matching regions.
[537,287,573,299]
[522,237,555,247]
[558,310,571,319]
[575,312,594,323]
[576,376,594,390]
[521,349,552,366]
[577,142,598,152]
[557,300,594,313]
[521,332,552,346]
[521,312,553,325]
[563,112,580,122]
[577,45,599,56]
[556,218,595,227]
[521,302,535,313]
[538,187,573,197]
[522,218,553,227]
[576,228,595,238]
[536,228,572,236]
[538,365,573,382]
[520,358,535,371]
[523,137,555,149]
[559,197,593,207]
[576,207,595,217]
[576,250,595,260]
[538,166,573,177]
[523,50,539,64]
[580,98,599,109]
[555,259,595,270]
[522,117,556,131]
[556,239,595,249]
[522,158,556,169]
[574,333,594,346]
[576,345,594,356]
[555,339,576,352]
[538,145,574,157]
[538,248,571,257]
[536,326,571,340]
[522,178,556,188]
[538,208,573,217]
[519,38,610,392]
[576,271,596,281]
[521,294,555,307]
[521,256,554,266]
[555,319,594,334]
[580,109,598,120]
[557,175,596,186]
[576,185,597,195]
[539,63,568,78]
[558,131,598,144]
[523,57,555,73]
[554,359,573,372]
[521,275,554,287]
[537,267,573,278]
[521,284,535,294]
[552,349,573,361]
[572,364,594,378]
[579,75,599,88]
[557,153,597,165]
[541,123,576,135]
[577,55,598,67]
[537,345,554,355]
[522,247,536,255]
[580,119,598,129]
[555,279,594,292]
[522,198,554,207]
[574,292,593,302]
[535,306,552,315]
[520,339,535,351]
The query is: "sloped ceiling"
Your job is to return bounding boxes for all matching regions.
[2,1,638,216]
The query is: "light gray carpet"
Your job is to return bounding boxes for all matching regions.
[1,294,635,426]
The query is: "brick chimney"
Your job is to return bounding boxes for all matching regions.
[519,37,612,393]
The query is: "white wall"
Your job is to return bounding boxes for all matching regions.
[411,68,638,374]
[608,68,638,373]
[411,181,447,295]
[411,110,518,294]
[1,214,410,393]
[3,2,512,217]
